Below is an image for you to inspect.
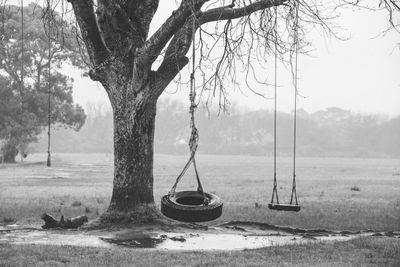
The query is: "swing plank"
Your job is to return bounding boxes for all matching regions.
[268,203,301,212]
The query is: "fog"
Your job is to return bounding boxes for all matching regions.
[32,100,400,158]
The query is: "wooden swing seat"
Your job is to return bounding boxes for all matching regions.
[268,203,301,212]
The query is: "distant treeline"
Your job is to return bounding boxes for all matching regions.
[32,100,400,158]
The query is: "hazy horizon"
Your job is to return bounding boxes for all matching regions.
[31,100,400,158]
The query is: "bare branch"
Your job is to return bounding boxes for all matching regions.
[153,56,189,97]
[154,0,288,99]
[96,0,159,54]
[199,0,287,24]
[152,18,193,96]
[67,0,109,65]
[137,0,207,70]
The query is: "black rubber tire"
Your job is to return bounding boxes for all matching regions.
[161,191,223,222]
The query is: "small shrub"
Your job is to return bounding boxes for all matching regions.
[71,201,82,207]
[85,207,91,213]
[3,217,15,223]
[350,186,361,192]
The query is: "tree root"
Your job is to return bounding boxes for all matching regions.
[82,204,208,231]
[100,204,162,223]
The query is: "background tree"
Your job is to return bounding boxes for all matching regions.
[48,0,399,222]
[0,4,86,163]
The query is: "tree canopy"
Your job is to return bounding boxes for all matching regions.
[0,4,86,162]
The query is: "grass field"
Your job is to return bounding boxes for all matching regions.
[1,153,399,230]
[0,153,400,266]
[1,237,399,266]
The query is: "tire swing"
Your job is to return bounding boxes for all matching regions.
[161,12,223,223]
[268,4,300,212]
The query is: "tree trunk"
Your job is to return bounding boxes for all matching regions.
[1,140,18,163]
[102,90,160,222]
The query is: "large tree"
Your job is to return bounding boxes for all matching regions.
[60,0,399,222]
[0,4,86,163]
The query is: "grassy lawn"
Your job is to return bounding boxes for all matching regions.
[1,153,399,230]
[0,237,399,266]
[0,153,399,266]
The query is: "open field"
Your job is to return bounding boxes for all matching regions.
[0,153,400,266]
[1,153,399,230]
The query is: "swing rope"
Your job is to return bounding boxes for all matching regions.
[46,0,52,167]
[168,4,206,201]
[270,1,300,207]
[20,0,24,98]
[290,0,300,205]
[270,5,279,205]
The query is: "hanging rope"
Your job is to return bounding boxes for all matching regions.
[269,1,300,209]
[60,0,64,47]
[168,3,207,203]
[270,5,279,205]
[20,0,24,99]
[290,0,300,206]
[46,0,51,167]
[1,3,5,36]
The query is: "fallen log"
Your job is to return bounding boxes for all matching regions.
[41,213,59,229]
[41,213,88,229]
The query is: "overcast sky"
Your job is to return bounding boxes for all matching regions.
[67,2,400,117]
[10,0,398,116]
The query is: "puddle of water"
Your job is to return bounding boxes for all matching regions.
[161,233,291,250]
[26,172,71,179]
[0,226,381,251]
[5,224,19,228]
[0,230,360,251]
[154,233,356,250]
[26,175,53,179]
[0,230,111,248]
[53,172,72,177]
